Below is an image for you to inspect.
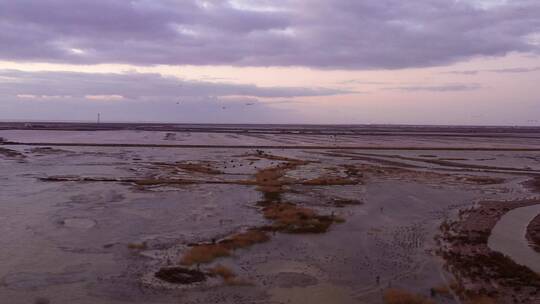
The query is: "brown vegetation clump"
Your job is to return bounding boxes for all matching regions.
[302,176,359,186]
[208,265,236,280]
[127,242,148,250]
[255,161,302,185]
[458,176,505,185]
[251,159,306,197]
[248,151,310,164]
[152,161,223,175]
[430,284,451,297]
[180,244,231,266]
[262,202,339,234]
[219,230,270,249]
[133,178,197,186]
[176,162,223,175]
[180,230,270,266]
[255,167,288,188]
[331,198,363,208]
[207,265,252,286]
[465,296,496,304]
[383,289,435,304]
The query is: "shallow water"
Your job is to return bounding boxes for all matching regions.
[488,204,540,273]
[2,129,540,303]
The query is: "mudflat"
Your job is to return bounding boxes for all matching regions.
[1,124,539,304]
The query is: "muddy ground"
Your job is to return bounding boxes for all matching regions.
[1,126,540,304]
[528,215,540,253]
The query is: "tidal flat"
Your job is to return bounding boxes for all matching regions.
[1,124,540,304]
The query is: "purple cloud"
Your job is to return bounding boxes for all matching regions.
[383,83,482,92]
[0,0,539,69]
[444,66,540,75]
[0,69,349,100]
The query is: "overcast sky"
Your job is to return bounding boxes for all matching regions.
[1,0,539,125]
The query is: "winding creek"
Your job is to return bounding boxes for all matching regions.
[488,204,540,274]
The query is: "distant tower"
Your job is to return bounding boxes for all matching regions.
[97,113,101,124]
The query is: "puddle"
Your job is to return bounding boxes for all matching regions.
[270,283,358,304]
[1,264,89,290]
[61,218,97,229]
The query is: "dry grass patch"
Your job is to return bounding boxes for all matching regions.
[127,242,148,250]
[249,151,310,164]
[430,284,452,298]
[254,161,302,186]
[220,230,270,249]
[302,176,360,186]
[176,162,223,175]
[262,202,339,234]
[465,296,496,304]
[180,244,231,266]
[208,265,236,280]
[383,289,435,304]
[133,178,197,186]
[180,230,270,266]
[331,198,363,208]
[208,264,252,285]
[458,176,505,185]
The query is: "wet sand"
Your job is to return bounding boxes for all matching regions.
[1,125,540,304]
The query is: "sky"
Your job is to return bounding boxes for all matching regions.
[0,0,539,125]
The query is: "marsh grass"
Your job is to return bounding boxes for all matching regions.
[176,162,223,175]
[430,284,452,299]
[262,202,340,234]
[180,230,270,266]
[465,296,496,304]
[220,230,270,249]
[302,176,359,185]
[207,265,251,285]
[383,289,435,304]
[180,244,231,266]
[127,242,148,250]
[208,265,236,280]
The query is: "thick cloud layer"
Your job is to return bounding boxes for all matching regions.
[0,69,346,99]
[0,69,329,123]
[1,0,539,69]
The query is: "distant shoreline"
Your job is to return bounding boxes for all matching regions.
[3,142,540,152]
[1,121,540,135]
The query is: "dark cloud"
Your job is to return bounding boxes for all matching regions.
[442,70,480,75]
[0,69,324,123]
[488,66,540,73]
[0,69,348,99]
[337,80,389,85]
[383,83,482,92]
[0,0,539,69]
[444,66,540,75]
[0,97,301,124]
